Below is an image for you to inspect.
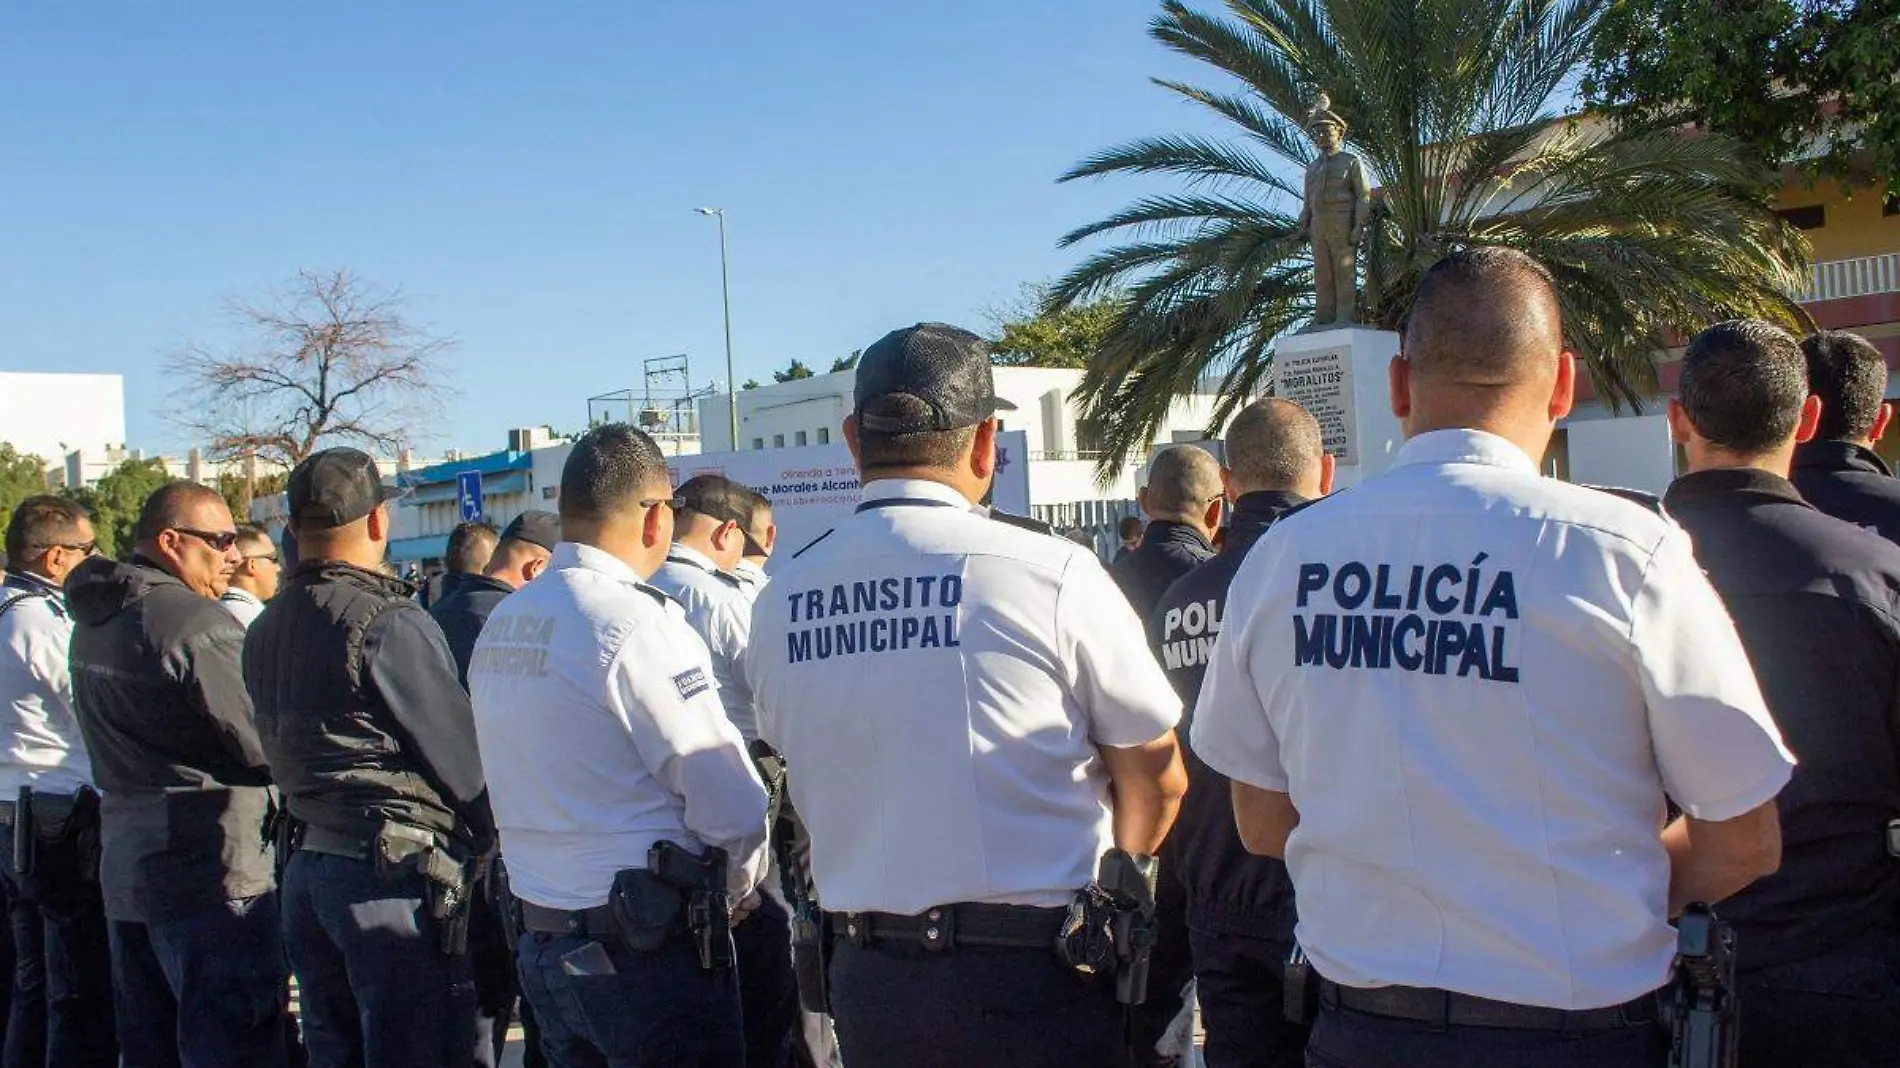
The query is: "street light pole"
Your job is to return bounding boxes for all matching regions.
[696,207,738,449]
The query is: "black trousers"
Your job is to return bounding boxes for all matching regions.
[108,896,287,1068]
[1188,926,1308,1068]
[735,892,800,1068]
[1737,932,1900,1068]
[1304,998,1665,1068]
[0,808,116,1068]
[828,940,1123,1068]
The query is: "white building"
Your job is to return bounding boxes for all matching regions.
[696,367,1227,506]
[0,371,126,475]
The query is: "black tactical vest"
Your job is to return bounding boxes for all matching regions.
[245,562,460,845]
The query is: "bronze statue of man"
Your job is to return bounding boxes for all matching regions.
[1297,95,1372,328]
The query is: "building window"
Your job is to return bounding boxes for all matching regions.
[752,438,764,450]
[817,427,830,444]
[795,431,808,446]
[996,419,1006,432]
[1777,204,1826,230]
[1075,418,1106,456]
[773,434,785,448]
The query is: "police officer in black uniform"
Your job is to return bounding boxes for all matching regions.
[1663,319,1900,1068]
[1791,329,1900,544]
[1112,446,1224,620]
[1148,398,1332,1068]
[246,448,496,1068]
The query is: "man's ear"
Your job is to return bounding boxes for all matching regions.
[1794,394,1822,445]
[1389,354,1412,420]
[842,416,862,467]
[367,504,387,542]
[642,501,665,549]
[1871,402,1893,444]
[1318,453,1337,496]
[1548,352,1577,422]
[522,555,547,583]
[1666,398,1697,445]
[970,419,998,481]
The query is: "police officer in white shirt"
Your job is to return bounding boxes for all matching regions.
[649,474,799,1068]
[747,322,1188,1068]
[731,490,774,602]
[468,424,769,1068]
[218,524,280,628]
[0,496,115,1068]
[1193,249,1795,1068]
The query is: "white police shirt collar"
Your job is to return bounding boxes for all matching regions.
[858,477,987,513]
[665,541,723,575]
[1392,427,1540,474]
[551,540,650,587]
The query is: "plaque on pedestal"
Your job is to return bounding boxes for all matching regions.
[1272,328,1402,488]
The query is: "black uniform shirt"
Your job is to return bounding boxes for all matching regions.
[1791,439,1900,547]
[1146,491,1307,936]
[429,573,515,687]
[1112,520,1213,621]
[1664,468,1900,967]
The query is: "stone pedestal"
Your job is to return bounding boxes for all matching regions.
[1271,328,1403,489]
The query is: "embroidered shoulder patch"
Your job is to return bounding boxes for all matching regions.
[673,666,711,700]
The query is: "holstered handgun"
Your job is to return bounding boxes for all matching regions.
[374,823,474,956]
[650,841,735,972]
[790,896,832,1012]
[1886,818,1899,859]
[1058,849,1159,1005]
[1662,903,1740,1068]
[13,788,34,878]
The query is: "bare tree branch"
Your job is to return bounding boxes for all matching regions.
[163,269,458,467]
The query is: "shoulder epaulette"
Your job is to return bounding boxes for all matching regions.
[1582,484,1669,518]
[988,510,1056,537]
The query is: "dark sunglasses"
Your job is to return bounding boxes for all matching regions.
[242,552,281,565]
[640,495,687,512]
[172,528,241,552]
[42,540,98,556]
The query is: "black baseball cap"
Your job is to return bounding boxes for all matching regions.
[287,448,406,530]
[853,322,1016,434]
[500,510,561,552]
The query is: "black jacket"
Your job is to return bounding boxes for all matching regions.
[1791,440,1900,547]
[65,555,275,922]
[245,561,494,854]
[1147,491,1308,936]
[428,573,515,687]
[1664,469,1900,967]
[1112,520,1214,621]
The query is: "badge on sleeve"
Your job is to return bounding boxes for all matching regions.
[673,666,711,700]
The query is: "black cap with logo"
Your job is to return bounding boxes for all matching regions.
[500,510,561,552]
[853,322,1016,434]
[287,448,406,530]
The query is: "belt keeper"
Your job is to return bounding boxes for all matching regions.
[921,907,954,952]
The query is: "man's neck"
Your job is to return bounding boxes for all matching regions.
[227,581,265,600]
[1686,446,1793,480]
[861,467,981,506]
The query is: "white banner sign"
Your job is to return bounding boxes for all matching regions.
[664,431,1030,565]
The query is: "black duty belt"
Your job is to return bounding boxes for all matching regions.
[1320,979,1658,1033]
[830,903,1066,951]
[0,793,79,825]
[298,823,438,865]
[518,900,620,940]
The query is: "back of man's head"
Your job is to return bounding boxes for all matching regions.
[1142,446,1224,525]
[1224,399,1326,496]
[1677,319,1809,457]
[740,487,774,560]
[444,521,499,575]
[5,496,90,578]
[1118,515,1143,544]
[677,475,755,534]
[1802,330,1889,443]
[559,423,669,525]
[133,481,227,546]
[1404,247,1565,387]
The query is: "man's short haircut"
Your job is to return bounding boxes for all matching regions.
[677,475,758,532]
[559,423,669,523]
[1225,398,1325,492]
[1802,330,1889,442]
[234,523,274,554]
[1144,445,1224,520]
[133,481,226,544]
[5,496,89,565]
[1679,319,1809,455]
[1118,515,1143,540]
[855,396,979,471]
[445,521,499,574]
[1403,247,1564,385]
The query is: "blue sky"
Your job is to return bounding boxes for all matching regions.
[0,1,1242,454]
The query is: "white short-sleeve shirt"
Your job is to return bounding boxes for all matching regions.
[652,544,758,743]
[468,542,769,909]
[0,575,94,795]
[1192,429,1794,1010]
[747,478,1182,915]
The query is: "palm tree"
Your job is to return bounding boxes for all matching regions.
[1052,0,1810,475]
